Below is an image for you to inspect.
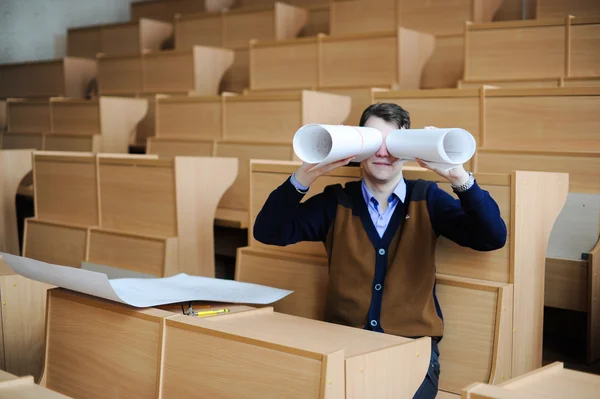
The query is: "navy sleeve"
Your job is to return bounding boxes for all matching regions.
[253,176,338,246]
[427,180,507,251]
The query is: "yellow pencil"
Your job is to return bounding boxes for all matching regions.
[196,308,230,317]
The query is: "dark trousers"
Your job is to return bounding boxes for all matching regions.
[412,339,440,398]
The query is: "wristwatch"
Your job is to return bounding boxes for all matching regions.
[451,171,475,192]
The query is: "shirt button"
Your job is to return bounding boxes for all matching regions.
[379,216,383,220]
[375,284,382,291]
[370,320,378,327]
[378,248,385,255]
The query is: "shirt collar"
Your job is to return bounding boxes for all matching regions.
[361,177,407,206]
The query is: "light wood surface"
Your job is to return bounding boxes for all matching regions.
[68,19,173,58]
[0,58,96,99]
[0,259,52,383]
[175,2,308,49]
[250,28,434,90]
[462,362,600,399]
[0,150,32,255]
[97,46,234,96]
[538,0,600,19]
[331,0,502,36]
[130,0,235,21]
[0,369,71,398]
[0,100,6,132]
[5,97,148,153]
[465,18,600,81]
[422,34,465,88]
[544,257,588,312]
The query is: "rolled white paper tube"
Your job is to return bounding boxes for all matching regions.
[385,128,476,169]
[292,124,382,167]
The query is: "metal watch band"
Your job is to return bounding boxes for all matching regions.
[451,171,475,192]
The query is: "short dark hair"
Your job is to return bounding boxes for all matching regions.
[359,102,410,129]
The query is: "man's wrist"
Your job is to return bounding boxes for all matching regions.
[450,171,475,192]
[290,172,310,193]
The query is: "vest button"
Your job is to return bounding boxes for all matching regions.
[370,320,378,327]
[374,284,382,291]
[378,248,385,255]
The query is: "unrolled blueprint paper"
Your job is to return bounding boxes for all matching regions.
[0,253,292,307]
[293,124,382,169]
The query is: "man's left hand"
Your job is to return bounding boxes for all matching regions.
[415,158,470,187]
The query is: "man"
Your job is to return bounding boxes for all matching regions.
[253,103,507,398]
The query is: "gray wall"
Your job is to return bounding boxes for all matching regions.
[0,0,139,63]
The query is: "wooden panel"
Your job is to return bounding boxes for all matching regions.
[67,27,102,58]
[44,135,95,152]
[321,35,398,87]
[383,95,481,144]
[0,100,6,132]
[250,41,318,90]
[467,26,566,80]
[570,24,600,78]
[131,0,209,21]
[236,247,329,319]
[143,52,194,93]
[45,291,166,399]
[147,138,214,158]
[225,10,274,48]
[156,98,222,139]
[51,102,101,135]
[224,99,301,142]
[485,95,600,151]
[99,162,176,236]
[299,5,330,36]
[564,77,600,87]
[400,0,480,36]
[97,56,142,94]
[0,150,32,256]
[476,150,600,194]
[459,78,562,89]
[0,61,64,98]
[7,101,51,133]
[544,258,588,312]
[331,0,396,36]
[101,24,140,56]
[216,142,292,210]
[494,0,537,20]
[538,0,600,19]
[436,280,504,393]
[162,317,323,398]
[35,157,98,225]
[87,229,171,277]
[589,240,600,363]
[421,34,465,89]
[0,274,50,382]
[323,87,385,125]
[0,133,44,150]
[23,220,87,268]
[175,14,223,49]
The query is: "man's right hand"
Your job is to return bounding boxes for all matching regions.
[294,156,355,188]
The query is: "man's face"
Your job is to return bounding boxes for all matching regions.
[360,116,404,184]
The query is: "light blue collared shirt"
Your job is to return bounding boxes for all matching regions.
[361,179,406,238]
[290,173,407,238]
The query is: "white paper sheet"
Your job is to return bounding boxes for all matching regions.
[386,128,476,170]
[0,253,292,308]
[293,124,382,169]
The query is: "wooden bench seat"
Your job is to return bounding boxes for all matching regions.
[0,369,69,398]
[0,58,96,99]
[67,18,173,58]
[39,288,431,398]
[235,160,568,394]
[462,361,600,399]
[249,28,434,91]
[97,46,233,96]
[3,97,148,153]
[458,76,600,89]
[23,152,236,277]
[463,17,600,83]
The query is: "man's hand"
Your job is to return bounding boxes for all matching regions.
[294,156,355,187]
[415,158,470,187]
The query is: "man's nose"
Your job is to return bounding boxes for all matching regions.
[376,140,389,157]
